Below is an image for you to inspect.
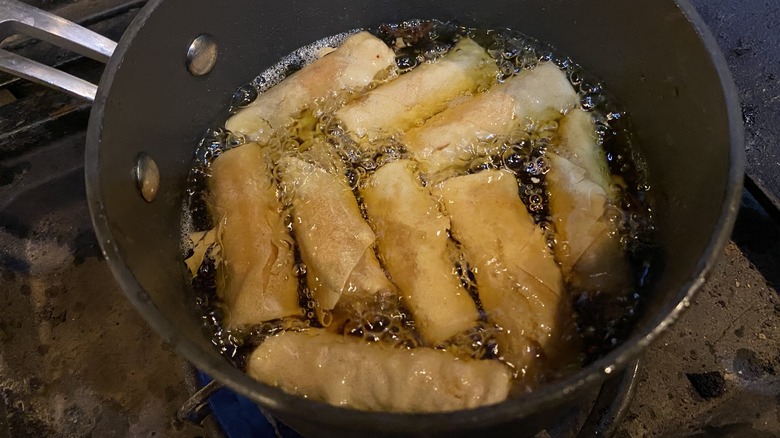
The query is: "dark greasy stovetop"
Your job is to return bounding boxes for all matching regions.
[0,1,778,436]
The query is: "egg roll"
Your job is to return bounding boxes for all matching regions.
[297,137,346,176]
[433,170,579,385]
[336,38,498,142]
[406,62,579,174]
[247,330,512,412]
[280,157,393,318]
[361,160,479,344]
[226,31,396,143]
[547,109,630,292]
[208,144,301,328]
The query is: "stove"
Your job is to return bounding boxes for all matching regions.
[1,1,778,436]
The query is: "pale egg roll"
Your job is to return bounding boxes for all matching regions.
[336,38,498,142]
[280,157,393,318]
[208,144,301,329]
[547,109,630,292]
[226,31,396,143]
[361,160,479,344]
[433,170,579,385]
[247,330,512,412]
[406,62,579,174]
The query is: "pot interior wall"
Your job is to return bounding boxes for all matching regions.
[87,0,738,433]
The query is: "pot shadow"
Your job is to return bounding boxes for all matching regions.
[731,183,780,291]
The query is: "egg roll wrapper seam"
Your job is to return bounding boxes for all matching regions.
[280,157,392,311]
[547,153,608,273]
[405,62,579,175]
[554,109,613,193]
[362,160,479,344]
[547,109,630,292]
[226,31,396,143]
[336,38,498,142]
[405,91,516,173]
[184,228,218,277]
[247,330,512,412]
[207,144,301,328]
[433,170,579,383]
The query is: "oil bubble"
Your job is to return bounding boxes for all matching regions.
[230,84,259,111]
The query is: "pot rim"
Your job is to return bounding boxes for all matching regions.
[85,0,745,432]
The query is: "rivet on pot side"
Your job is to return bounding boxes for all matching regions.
[186,34,218,76]
[135,152,160,203]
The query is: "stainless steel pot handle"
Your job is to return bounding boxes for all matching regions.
[0,0,117,102]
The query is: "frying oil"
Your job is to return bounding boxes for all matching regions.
[182,20,655,380]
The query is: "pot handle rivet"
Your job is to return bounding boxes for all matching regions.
[135,153,160,203]
[187,34,218,76]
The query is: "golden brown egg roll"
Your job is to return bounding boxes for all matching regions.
[226,32,396,143]
[361,160,479,344]
[247,330,512,412]
[405,62,579,175]
[433,170,579,385]
[547,109,630,292]
[336,38,498,142]
[280,157,393,320]
[207,144,301,329]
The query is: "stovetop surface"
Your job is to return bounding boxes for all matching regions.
[0,1,778,436]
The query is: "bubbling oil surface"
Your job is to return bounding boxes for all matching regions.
[182,20,655,374]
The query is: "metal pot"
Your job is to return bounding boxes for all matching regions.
[0,0,744,435]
